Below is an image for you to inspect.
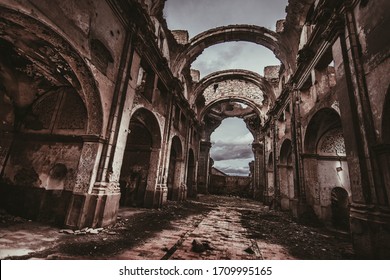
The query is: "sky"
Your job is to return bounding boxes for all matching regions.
[164,0,288,175]
[210,118,254,176]
[164,0,288,77]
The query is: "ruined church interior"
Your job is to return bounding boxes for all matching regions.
[0,0,389,260]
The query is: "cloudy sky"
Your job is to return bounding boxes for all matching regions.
[164,0,288,175]
[164,0,287,77]
[210,118,254,176]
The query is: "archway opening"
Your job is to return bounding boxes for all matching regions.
[209,117,254,197]
[211,117,254,176]
[303,108,351,226]
[167,136,183,200]
[265,152,275,203]
[279,139,294,210]
[192,42,280,78]
[0,35,91,224]
[119,109,161,207]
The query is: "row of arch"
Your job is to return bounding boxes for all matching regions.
[266,107,351,229]
[118,108,196,207]
[1,2,390,234]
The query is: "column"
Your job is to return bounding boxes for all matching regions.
[290,89,308,217]
[252,142,265,201]
[332,7,390,257]
[197,141,212,194]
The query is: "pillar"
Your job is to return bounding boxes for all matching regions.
[332,7,390,258]
[290,89,308,218]
[252,142,265,201]
[197,141,212,194]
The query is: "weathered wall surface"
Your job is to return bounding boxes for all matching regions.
[353,0,390,139]
[3,140,82,191]
[1,0,125,136]
[209,175,251,197]
[203,80,264,106]
[0,0,389,258]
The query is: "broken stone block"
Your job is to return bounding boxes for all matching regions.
[191,239,214,253]
[244,247,255,254]
[192,239,206,253]
[59,229,74,234]
[162,246,169,252]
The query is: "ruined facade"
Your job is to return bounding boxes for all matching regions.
[0,0,389,259]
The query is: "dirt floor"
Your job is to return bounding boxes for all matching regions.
[0,195,354,260]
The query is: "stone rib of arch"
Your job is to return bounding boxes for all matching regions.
[173,24,284,76]
[193,69,276,105]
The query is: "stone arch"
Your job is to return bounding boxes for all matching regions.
[119,108,162,207]
[167,136,184,200]
[0,74,92,224]
[303,107,351,225]
[130,108,162,149]
[200,97,264,146]
[279,139,292,165]
[193,69,276,106]
[173,25,285,77]
[0,6,103,135]
[304,108,341,154]
[201,97,263,123]
[279,139,294,210]
[266,152,275,203]
[23,89,88,134]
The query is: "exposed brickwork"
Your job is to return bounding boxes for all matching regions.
[203,79,264,106]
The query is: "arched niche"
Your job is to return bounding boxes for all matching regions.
[278,139,294,210]
[2,88,88,191]
[0,7,105,225]
[0,86,90,224]
[167,136,184,200]
[200,98,264,142]
[304,108,342,154]
[23,89,88,135]
[265,152,275,203]
[0,6,103,135]
[303,108,351,226]
[119,108,161,207]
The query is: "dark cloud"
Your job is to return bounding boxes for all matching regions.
[192,43,244,75]
[211,143,253,161]
[218,166,250,176]
[165,0,288,37]
[166,1,286,77]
